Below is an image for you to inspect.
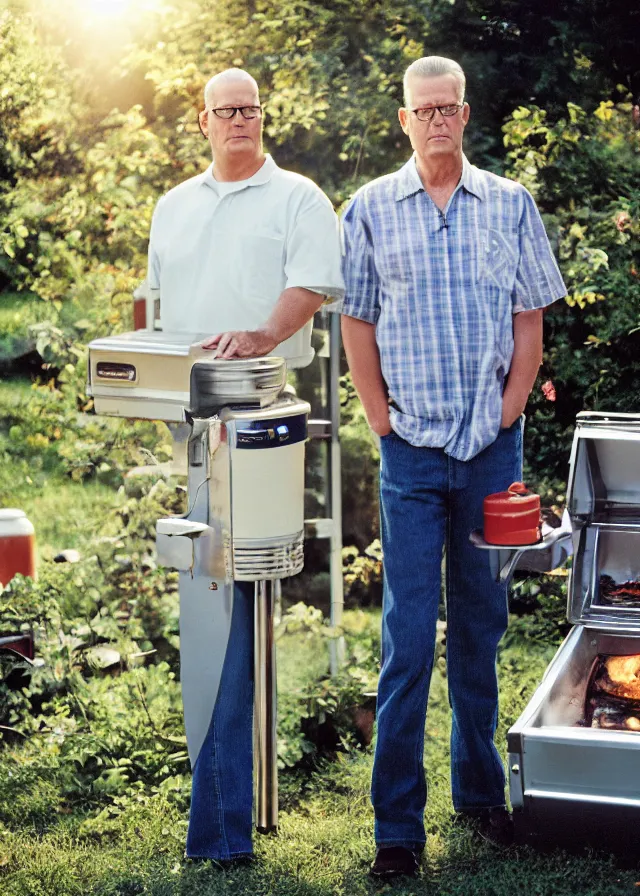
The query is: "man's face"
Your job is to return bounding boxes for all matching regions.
[398,74,469,161]
[198,79,263,165]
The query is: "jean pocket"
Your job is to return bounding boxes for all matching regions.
[500,413,525,433]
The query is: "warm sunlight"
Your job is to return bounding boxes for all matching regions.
[86,0,158,17]
[88,0,132,15]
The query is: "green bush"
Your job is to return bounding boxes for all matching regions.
[505,96,640,481]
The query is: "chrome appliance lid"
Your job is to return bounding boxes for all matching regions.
[568,412,640,522]
[189,357,286,415]
[88,330,210,356]
[567,412,640,632]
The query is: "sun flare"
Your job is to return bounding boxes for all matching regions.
[87,0,134,17]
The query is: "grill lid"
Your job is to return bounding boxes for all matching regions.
[568,412,640,523]
[567,412,640,632]
[189,357,286,415]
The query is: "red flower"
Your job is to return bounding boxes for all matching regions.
[541,380,556,402]
[615,211,631,232]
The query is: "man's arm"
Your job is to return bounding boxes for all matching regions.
[341,315,391,437]
[501,308,543,428]
[201,287,324,358]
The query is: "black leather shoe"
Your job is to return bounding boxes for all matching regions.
[454,806,514,846]
[370,846,421,878]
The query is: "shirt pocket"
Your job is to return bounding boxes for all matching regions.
[478,228,520,292]
[242,231,285,300]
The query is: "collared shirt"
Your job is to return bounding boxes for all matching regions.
[341,155,567,460]
[148,154,344,368]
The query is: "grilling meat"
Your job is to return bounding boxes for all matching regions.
[588,699,640,731]
[599,575,640,607]
[592,655,640,701]
[584,654,640,730]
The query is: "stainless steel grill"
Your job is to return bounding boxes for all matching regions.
[475,412,640,854]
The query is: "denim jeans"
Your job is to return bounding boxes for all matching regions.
[186,580,254,860]
[372,419,523,850]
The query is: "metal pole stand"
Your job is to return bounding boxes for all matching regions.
[254,579,278,833]
[306,310,345,675]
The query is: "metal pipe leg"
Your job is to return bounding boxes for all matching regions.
[254,579,278,834]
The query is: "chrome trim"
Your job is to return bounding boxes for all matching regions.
[89,331,210,356]
[526,790,640,809]
[254,580,278,833]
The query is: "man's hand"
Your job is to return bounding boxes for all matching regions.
[200,328,278,359]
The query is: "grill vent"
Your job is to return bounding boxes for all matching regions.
[233,533,304,581]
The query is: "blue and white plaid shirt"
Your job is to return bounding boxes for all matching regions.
[341,155,567,461]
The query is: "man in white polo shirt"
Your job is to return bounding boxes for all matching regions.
[148,67,343,365]
[147,68,344,863]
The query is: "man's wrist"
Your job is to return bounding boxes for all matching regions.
[255,327,280,352]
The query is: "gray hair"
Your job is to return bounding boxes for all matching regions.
[403,56,466,106]
[203,68,260,108]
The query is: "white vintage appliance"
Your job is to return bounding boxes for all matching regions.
[87,331,310,833]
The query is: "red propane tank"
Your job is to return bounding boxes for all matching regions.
[483,482,541,546]
[0,508,36,586]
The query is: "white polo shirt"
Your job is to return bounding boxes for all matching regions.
[147,154,344,367]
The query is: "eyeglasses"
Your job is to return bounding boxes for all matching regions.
[208,106,262,120]
[410,103,463,122]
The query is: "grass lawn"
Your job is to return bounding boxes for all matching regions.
[2,634,639,896]
[0,377,132,557]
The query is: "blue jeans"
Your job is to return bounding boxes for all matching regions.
[372,420,523,850]
[186,581,254,860]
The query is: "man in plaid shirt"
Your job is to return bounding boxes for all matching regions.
[341,55,566,879]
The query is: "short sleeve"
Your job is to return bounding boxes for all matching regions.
[284,191,345,301]
[340,193,380,324]
[513,188,567,312]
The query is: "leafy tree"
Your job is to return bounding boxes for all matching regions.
[505,97,640,477]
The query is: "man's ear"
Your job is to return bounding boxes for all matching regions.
[198,109,208,139]
[398,107,409,136]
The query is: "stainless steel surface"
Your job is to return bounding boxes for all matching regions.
[328,311,345,675]
[506,413,640,852]
[508,625,640,808]
[254,580,278,833]
[569,524,640,630]
[190,356,286,412]
[566,412,640,630]
[174,418,235,769]
[470,520,573,584]
[568,412,640,523]
[89,330,208,356]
